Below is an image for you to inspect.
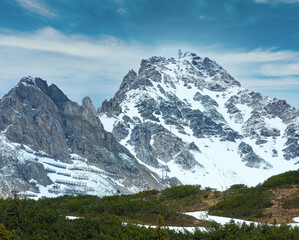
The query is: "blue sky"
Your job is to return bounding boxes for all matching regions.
[0,0,299,108]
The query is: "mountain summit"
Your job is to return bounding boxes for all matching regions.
[0,52,298,197]
[99,52,299,190]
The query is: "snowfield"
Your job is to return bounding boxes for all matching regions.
[123,212,299,234]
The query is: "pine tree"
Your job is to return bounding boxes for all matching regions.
[0,224,15,240]
[2,194,21,231]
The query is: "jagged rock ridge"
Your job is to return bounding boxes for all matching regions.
[99,52,299,190]
[0,77,174,198]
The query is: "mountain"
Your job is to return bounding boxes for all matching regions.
[99,52,299,190]
[0,77,174,198]
[0,52,298,198]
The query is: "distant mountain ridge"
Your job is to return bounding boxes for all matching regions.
[0,51,298,198]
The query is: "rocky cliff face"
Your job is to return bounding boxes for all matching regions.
[99,52,299,190]
[0,77,171,198]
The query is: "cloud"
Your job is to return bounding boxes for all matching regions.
[15,0,57,18]
[0,27,298,108]
[260,62,299,76]
[0,27,154,106]
[212,48,298,63]
[178,45,299,78]
[0,28,148,62]
[116,7,126,14]
[240,77,299,88]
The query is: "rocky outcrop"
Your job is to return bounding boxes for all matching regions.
[264,99,298,123]
[98,70,138,115]
[0,77,168,197]
[283,124,299,160]
[238,142,272,169]
[0,77,135,169]
[129,123,159,167]
[1,77,69,159]
[0,148,52,197]
[174,149,203,170]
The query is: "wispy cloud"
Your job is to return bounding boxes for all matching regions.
[0,27,298,107]
[0,27,148,62]
[240,77,299,88]
[15,0,57,18]
[179,45,299,78]
[260,62,299,76]
[114,0,126,15]
[0,27,153,106]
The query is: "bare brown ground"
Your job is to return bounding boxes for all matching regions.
[248,185,299,224]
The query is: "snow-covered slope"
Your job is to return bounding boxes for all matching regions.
[99,52,299,190]
[0,133,123,198]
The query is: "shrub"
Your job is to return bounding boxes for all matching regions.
[282,197,299,209]
[229,184,248,189]
[209,189,273,218]
[162,185,201,199]
[262,170,299,188]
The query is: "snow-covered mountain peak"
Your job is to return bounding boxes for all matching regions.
[135,53,240,96]
[99,52,298,190]
[0,52,298,198]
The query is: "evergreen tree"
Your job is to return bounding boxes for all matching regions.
[2,194,20,231]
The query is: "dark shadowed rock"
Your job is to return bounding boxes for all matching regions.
[283,124,299,160]
[238,142,272,169]
[21,162,53,186]
[129,123,159,167]
[174,149,203,170]
[113,122,129,141]
[188,142,200,152]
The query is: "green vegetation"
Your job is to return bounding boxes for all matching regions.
[282,197,299,209]
[35,191,177,223]
[194,221,299,240]
[209,169,299,219]
[0,195,298,239]
[229,184,248,190]
[0,171,298,239]
[209,188,273,218]
[0,223,15,240]
[161,185,202,199]
[158,185,219,212]
[262,170,299,188]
